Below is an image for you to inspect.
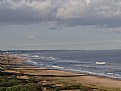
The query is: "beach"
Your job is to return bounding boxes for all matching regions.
[12,68,121,88]
[1,54,121,90]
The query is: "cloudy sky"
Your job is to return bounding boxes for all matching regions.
[0,0,121,50]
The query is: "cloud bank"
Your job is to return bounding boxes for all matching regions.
[0,0,121,27]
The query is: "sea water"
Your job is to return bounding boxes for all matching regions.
[4,50,121,79]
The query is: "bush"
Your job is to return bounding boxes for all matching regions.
[0,87,6,91]
[61,85,80,90]
[19,83,42,91]
[80,86,92,91]
[0,83,43,91]
[6,86,19,91]
[0,77,43,91]
[50,84,81,91]
[0,78,19,87]
[27,78,39,83]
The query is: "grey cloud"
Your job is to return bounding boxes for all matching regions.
[49,26,63,30]
[0,0,121,27]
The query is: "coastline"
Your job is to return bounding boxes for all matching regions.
[2,54,121,89]
[24,59,121,81]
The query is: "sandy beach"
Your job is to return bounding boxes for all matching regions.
[1,54,121,90]
[13,68,121,89]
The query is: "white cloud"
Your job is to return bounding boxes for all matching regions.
[56,0,87,19]
[103,27,121,33]
[28,35,35,39]
[85,0,91,5]
[0,0,121,27]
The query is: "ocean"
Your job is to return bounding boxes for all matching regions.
[3,50,121,79]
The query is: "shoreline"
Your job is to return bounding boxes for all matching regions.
[24,59,121,81]
[2,54,121,89]
[20,56,121,88]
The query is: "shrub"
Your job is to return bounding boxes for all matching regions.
[0,77,43,91]
[0,83,43,91]
[27,78,39,83]
[0,78,19,87]
[80,86,92,91]
[14,83,43,91]
[61,85,80,90]
[0,87,6,91]
[6,86,19,91]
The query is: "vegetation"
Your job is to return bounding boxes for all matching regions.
[0,76,43,91]
[1,72,121,91]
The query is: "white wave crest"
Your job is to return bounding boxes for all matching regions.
[96,62,106,65]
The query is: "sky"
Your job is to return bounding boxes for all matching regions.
[0,0,121,50]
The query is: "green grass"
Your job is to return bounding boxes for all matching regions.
[0,76,43,91]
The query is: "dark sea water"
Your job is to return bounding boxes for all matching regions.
[3,50,121,79]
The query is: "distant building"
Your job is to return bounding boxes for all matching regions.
[0,50,4,55]
[0,50,1,54]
